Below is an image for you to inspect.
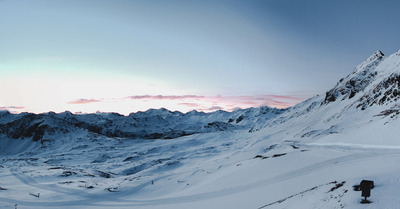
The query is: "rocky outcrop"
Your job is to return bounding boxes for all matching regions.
[322,50,384,104]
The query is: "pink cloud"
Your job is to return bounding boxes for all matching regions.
[65,93,311,113]
[68,99,102,104]
[234,100,260,105]
[263,101,293,108]
[178,103,201,108]
[263,95,304,100]
[0,106,25,110]
[126,95,205,100]
[204,95,307,109]
[126,93,310,110]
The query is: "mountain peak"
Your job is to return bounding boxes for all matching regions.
[0,110,11,117]
[373,50,384,59]
[352,50,384,74]
[322,50,387,104]
[360,50,384,65]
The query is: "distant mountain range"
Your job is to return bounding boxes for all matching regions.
[0,105,284,142]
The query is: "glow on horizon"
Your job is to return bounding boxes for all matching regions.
[0,75,309,115]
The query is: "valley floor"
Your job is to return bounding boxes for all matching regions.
[1,131,400,209]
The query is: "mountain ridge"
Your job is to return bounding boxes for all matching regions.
[0,106,285,142]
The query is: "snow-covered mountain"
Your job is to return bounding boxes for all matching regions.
[0,106,284,142]
[1,49,400,209]
[322,50,385,104]
[255,49,400,144]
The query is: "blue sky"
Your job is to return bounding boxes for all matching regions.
[1,0,400,114]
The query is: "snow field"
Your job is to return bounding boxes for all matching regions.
[2,130,400,208]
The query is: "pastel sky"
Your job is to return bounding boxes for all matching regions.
[1,0,400,115]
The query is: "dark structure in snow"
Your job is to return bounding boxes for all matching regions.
[355,180,374,203]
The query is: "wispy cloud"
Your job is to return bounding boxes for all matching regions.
[126,95,204,100]
[65,93,311,114]
[127,94,309,110]
[0,106,25,110]
[0,106,25,113]
[127,94,304,102]
[68,98,102,104]
[178,102,201,108]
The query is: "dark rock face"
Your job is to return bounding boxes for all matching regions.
[318,49,400,115]
[1,113,38,139]
[0,113,73,142]
[357,74,400,110]
[322,51,384,105]
[204,122,236,131]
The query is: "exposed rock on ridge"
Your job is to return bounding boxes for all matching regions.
[322,50,384,104]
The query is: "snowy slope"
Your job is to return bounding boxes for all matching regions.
[1,50,400,209]
[258,49,400,145]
